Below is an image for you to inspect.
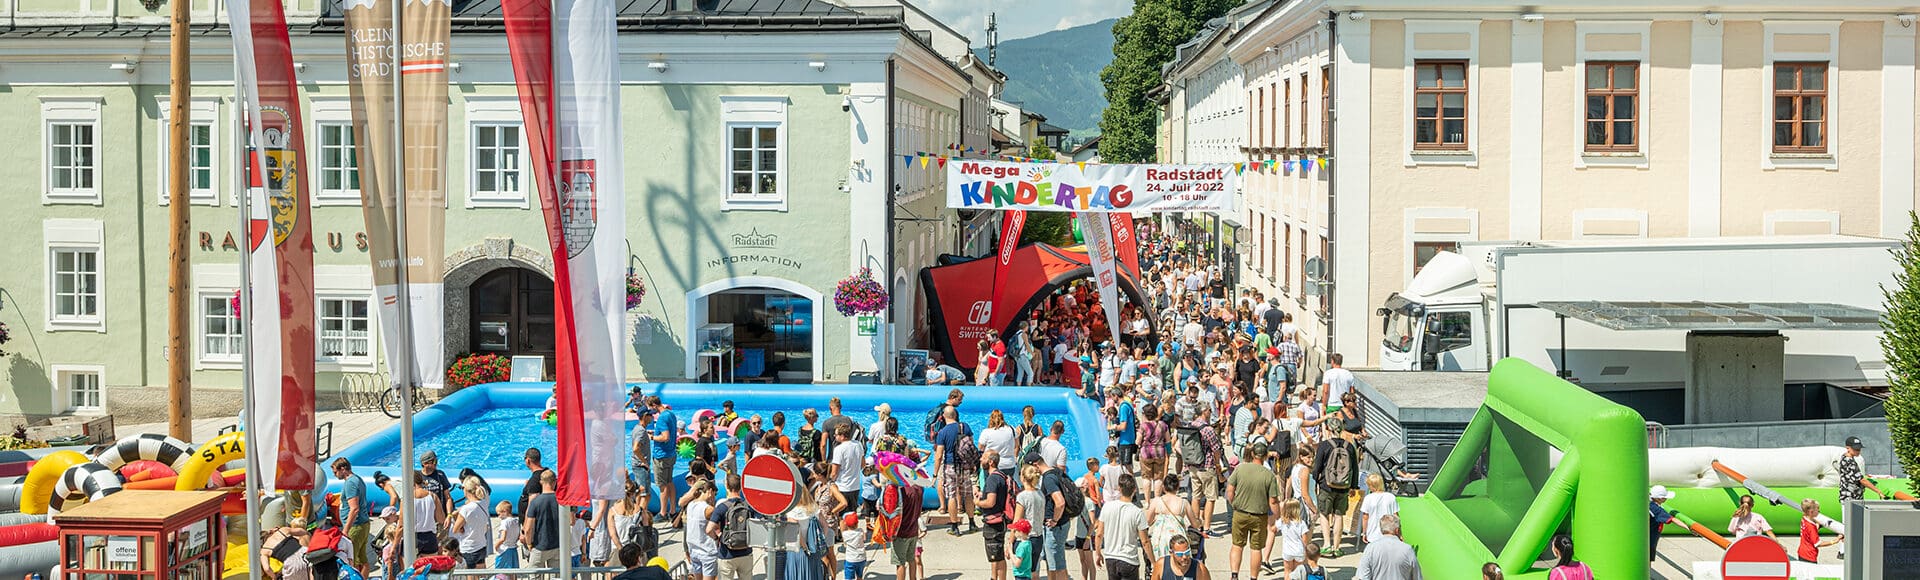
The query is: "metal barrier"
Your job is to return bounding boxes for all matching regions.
[443,562,688,580]
[1644,421,1667,448]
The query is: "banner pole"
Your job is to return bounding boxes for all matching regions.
[391,0,419,564]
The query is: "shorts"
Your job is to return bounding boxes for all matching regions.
[687,554,717,577]
[1315,486,1350,516]
[843,560,870,579]
[983,521,1008,562]
[460,549,486,568]
[1188,469,1219,502]
[941,465,977,502]
[344,523,370,566]
[1230,511,1268,549]
[890,537,920,567]
[1044,521,1071,570]
[1105,558,1141,580]
[1118,444,1138,467]
[414,532,438,554]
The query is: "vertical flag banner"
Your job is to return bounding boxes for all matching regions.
[987,210,1027,329]
[1109,213,1140,278]
[343,0,451,392]
[229,0,317,490]
[1077,213,1123,341]
[505,0,628,505]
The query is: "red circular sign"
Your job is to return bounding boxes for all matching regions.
[1721,535,1791,580]
[741,454,804,517]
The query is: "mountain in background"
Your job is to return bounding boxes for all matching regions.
[977,18,1117,139]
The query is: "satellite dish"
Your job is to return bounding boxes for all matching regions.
[1304,256,1326,280]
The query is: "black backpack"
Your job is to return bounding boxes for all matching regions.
[720,499,752,551]
[795,427,822,464]
[952,428,981,469]
[1046,469,1085,522]
[623,516,658,559]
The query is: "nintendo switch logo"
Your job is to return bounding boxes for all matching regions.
[967,301,993,325]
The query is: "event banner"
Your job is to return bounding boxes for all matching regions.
[1078,213,1123,341]
[948,160,1236,213]
[988,210,1026,330]
[505,0,630,505]
[343,0,451,391]
[229,0,317,491]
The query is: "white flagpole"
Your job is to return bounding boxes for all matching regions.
[235,83,265,580]
[391,0,420,566]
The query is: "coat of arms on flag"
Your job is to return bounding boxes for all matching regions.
[559,159,598,258]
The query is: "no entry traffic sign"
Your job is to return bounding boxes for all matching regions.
[742,454,804,517]
[1721,535,1790,580]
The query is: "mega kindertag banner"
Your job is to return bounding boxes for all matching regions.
[947,160,1236,213]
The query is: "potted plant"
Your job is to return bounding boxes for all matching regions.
[833,267,889,317]
[445,353,512,390]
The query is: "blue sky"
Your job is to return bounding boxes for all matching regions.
[915,0,1132,44]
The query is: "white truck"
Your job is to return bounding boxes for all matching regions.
[1375,236,1897,392]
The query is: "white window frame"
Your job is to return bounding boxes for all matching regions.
[158,98,222,205]
[1573,22,1652,167]
[1402,208,1480,285]
[50,364,106,415]
[315,293,375,369]
[42,97,103,204]
[309,99,362,206]
[1402,21,1481,167]
[1762,21,1841,170]
[196,289,243,369]
[720,96,789,211]
[44,219,104,332]
[466,98,529,208]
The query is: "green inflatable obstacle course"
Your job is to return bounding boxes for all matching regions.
[1398,359,1649,580]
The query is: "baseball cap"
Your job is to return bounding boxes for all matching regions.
[1649,485,1675,500]
[420,450,437,462]
[1846,436,1864,450]
[841,512,858,529]
[380,506,399,518]
[1009,520,1033,535]
[874,403,892,414]
[1023,452,1045,465]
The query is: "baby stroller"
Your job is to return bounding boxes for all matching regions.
[1359,434,1424,497]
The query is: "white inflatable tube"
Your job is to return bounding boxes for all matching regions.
[1649,446,1849,488]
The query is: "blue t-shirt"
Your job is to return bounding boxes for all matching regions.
[1117,401,1137,446]
[340,474,370,525]
[651,410,680,459]
[935,422,972,465]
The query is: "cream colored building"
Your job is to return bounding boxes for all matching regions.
[1169,0,1920,370]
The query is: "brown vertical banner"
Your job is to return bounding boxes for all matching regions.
[344,0,450,389]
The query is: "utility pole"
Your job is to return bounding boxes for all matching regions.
[165,0,192,441]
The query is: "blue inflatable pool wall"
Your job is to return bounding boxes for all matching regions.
[327,381,1107,513]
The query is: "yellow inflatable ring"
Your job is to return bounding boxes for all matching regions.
[21,450,90,515]
[176,431,246,491]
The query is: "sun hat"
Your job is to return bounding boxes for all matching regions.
[1649,485,1675,500]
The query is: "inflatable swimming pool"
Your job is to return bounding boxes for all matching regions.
[326,381,1107,511]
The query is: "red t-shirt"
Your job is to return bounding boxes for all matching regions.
[1799,517,1821,562]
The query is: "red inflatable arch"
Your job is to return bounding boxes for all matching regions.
[920,243,1152,372]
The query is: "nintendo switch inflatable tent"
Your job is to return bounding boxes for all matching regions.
[921,243,1150,372]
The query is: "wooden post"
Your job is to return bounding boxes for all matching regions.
[165,0,192,442]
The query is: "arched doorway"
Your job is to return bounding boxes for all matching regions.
[686,277,824,383]
[469,267,556,365]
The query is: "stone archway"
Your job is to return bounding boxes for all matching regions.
[443,236,554,365]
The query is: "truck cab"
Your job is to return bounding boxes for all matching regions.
[1378,251,1490,372]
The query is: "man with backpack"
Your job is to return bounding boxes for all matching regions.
[1312,419,1364,557]
[933,406,980,535]
[925,388,966,442]
[1036,453,1086,580]
[975,450,1016,580]
[707,472,753,580]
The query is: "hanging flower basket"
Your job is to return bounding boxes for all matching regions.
[0,321,11,358]
[626,273,647,311]
[833,267,890,316]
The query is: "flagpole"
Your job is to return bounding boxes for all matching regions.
[391,0,419,565]
[235,91,265,580]
[164,0,194,444]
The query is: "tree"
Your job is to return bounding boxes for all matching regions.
[1020,212,1076,247]
[1881,212,1920,477]
[1098,0,1241,163]
[1029,143,1058,161]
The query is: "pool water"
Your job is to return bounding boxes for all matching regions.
[371,406,1089,473]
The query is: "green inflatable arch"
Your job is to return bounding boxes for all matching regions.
[1399,359,1648,580]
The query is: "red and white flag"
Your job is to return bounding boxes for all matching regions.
[1110,213,1140,278]
[230,0,318,491]
[987,210,1026,329]
[504,0,628,505]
